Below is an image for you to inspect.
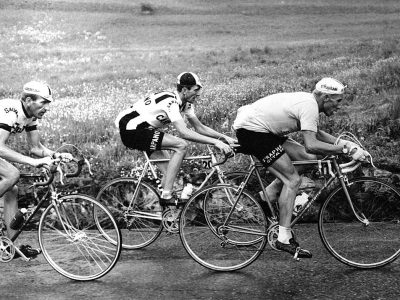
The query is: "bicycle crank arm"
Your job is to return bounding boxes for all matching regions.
[14,247,31,262]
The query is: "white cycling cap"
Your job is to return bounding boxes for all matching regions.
[23,81,53,102]
[177,72,203,88]
[315,78,346,95]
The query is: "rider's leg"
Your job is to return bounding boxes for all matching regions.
[268,155,313,258]
[3,186,19,238]
[158,133,188,198]
[149,150,171,188]
[267,154,301,234]
[0,160,20,238]
[263,138,317,203]
[283,138,317,172]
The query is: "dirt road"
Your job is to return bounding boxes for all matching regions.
[1,226,399,300]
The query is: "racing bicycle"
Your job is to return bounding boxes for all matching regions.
[0,150,122,281]
[96,145,231,249]
[178,134,400,271]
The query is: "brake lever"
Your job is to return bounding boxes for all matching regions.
[84,158,93,176]
[57,163,65,185]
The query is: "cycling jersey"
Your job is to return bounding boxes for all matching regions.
[0,99,37,134]
[233,92,319,135]
[115,91,196,130]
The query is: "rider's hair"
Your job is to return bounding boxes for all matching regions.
[313,89,332,100]
[21,93,39,102]
[177,84,192,92]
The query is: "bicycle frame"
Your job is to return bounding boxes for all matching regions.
[220,155,366,235]
[132,145,229,201]
[10,173,52,243]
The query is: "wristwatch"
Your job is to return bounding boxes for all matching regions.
[342,144,349,154]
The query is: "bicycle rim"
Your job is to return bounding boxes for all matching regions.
[38,195,122,281]
[319,177,400,268]
[179,184,267,271]
[96,178,163,249]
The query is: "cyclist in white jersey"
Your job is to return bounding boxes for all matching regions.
[116,72,235,205]
[233,78,368,258]
[0,81,72,259]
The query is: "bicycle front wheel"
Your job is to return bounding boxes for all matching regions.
[179,184,267,271]
[319,177,400,268]
[38,194,122,281]
[96,178,163,249]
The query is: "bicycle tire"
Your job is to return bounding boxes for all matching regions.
[179,184,267,271]
[96,178,163,249]
[319,177,400,268]
[38,194,122,281]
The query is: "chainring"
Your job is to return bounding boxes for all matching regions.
[162,208,181,234]
[0,236,15,262]
[267,222,295,251]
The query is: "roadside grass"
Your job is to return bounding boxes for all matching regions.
[0,0,400,194]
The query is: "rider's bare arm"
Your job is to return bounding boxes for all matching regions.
[173,119,222,145]
[27,129,54,158]
[315,130,341,145]
[302,130,343,155]
[172,119,231,153]
[0,129,39,166]
[187,115,237,144]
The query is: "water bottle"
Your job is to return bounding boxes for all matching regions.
[181,183,194,200]
[293,192,309,216]
[9,208,28,230]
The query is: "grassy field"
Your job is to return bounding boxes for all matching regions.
[0,0,400,193]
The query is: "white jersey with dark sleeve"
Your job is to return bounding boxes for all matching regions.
[0,99,38,134]
[115,91,196,130]
[233,92,319,135]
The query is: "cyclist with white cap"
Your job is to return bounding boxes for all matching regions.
[116,72,235,206]
[0,81,71,259]
[233,77,367,258]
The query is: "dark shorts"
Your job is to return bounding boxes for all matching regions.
[235,128,287,168]
[120,128,164,154]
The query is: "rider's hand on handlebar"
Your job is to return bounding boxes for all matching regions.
[33,156,54,168]
[214,140,232,155]
[52,152,74,162]
[338,139,359,151]
[222,136,238,146]
[349,147,369,161]
[339,139,368,161]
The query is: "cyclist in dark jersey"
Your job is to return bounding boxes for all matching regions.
[116,72,234,205]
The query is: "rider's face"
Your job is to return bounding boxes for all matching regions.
[323,94,343,116]
[183,85,202,104]
[26,97,51,119]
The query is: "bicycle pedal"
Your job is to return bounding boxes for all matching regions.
[293,247,301,261]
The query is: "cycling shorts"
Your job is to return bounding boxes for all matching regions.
[120,128,164,154]
[235,128,287,167]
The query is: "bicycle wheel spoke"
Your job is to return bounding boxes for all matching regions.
[39,195,121,281]
[96,178,163,249]
[319,177,400,268]
[180,184,267,271]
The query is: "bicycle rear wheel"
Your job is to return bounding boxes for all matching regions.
[179,184,267,271]
[319,177,400,268]
[96,178,163,249]
[38,194,122,281]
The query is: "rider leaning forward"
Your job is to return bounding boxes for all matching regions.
[233,78,368,258]
[0,81,71,259]
[115,72,235,206]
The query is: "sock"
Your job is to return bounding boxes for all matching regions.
[161,190,172,199]
[277,226,292,244]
